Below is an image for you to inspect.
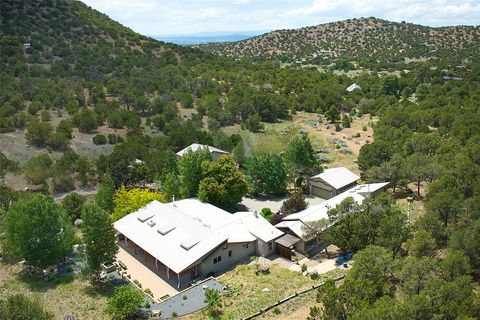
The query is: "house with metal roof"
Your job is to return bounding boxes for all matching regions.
[114,199,283,289]
[307,167,360,199]
[176,143,229,160]
[346,83,361,92]
[275,182,389,258]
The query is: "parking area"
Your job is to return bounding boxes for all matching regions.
[151,278,223,318]
[241,194,326,213]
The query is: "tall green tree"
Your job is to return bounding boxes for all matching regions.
[178,148,212,198]
[284,135,319,184]
[405,153,440,197]
[82,203,118,280]
[244,153,287,196]
[3,194,74,268]
[95,174,115,213]
[198,155,248,210]
[62,192,86,223]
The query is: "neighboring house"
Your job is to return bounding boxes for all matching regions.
[114,199,283,289]
[307,167,360,199]
[23,43,31,49]
[176,143,229,160]
[275,182,389,258]
[346,83,361,92]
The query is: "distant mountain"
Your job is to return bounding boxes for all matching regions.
[152,30,268,45]
[197,18,480,65]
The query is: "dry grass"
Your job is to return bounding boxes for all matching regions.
[183,263,346,320]
[222,111,376,174]
[0,262,112,320]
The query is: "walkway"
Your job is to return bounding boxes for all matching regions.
[117,247,178,299]
[150,278,223,319]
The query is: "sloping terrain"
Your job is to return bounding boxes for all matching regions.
[198,17,480,65]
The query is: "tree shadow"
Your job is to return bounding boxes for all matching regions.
[16,272,75,292]
[81,282,115,298]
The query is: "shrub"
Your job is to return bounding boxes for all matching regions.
[339,146,352,154]
[92,134,107,145]
[260,208,273,222]
[301,263,308,272]
[272,307,281,315]
[183,295,188,300]
[107,133,117,144]
[353,132,361,138]
[362,125,368,131]
[172,311,177,317]
[144,288,153,297]
[279,191,308,215]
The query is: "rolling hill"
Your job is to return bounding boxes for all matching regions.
[197,17,480,66]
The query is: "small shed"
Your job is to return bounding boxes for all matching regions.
[275,233,301,260]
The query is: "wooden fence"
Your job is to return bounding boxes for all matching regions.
[240,275,345,320]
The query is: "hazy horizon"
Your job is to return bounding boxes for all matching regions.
[80,0,480,37]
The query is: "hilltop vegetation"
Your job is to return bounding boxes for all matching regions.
[0,1,480,319]
[198,17,480,69]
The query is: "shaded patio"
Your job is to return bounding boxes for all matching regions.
[117,246,179,300]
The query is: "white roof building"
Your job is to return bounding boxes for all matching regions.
[276,182,389,240]
[114,199,283,274]
[346,83,361,92]
[176,143,229,159]
[310,167,360,190]
[307,167,360,198]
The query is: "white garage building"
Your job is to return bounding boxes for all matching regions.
[307,167,360,199]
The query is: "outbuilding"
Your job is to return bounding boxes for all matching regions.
[307,167,360,199]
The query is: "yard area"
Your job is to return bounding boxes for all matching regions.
[0,262,112,320]
[183,263,347,320]
[222,111,376,174]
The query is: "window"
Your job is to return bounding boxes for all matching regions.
[243,243,249,249]
[223,243,228,250]
[268,241,273,251]
[213,255,222,264]
[228,250,232,257]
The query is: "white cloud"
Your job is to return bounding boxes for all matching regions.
[79,0,480,36]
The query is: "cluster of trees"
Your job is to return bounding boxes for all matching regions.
[23,150,94,192]
[307,64,480,319]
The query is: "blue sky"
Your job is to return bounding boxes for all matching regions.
[80,0,480,36]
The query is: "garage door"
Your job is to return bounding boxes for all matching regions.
[311,186,331,199]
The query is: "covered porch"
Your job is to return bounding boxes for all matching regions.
[117,234,201,297]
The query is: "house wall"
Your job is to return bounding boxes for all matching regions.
[200,241,255,276]
[256,239,276,257]
[308,179,358,199]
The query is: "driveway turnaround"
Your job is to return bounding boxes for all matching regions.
[151,278,223,318]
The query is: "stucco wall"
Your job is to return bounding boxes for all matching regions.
[256,239,276,257]
[201,241,255,276]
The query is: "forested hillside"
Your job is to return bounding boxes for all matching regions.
[198,17,480,69]
[0,1,480,318]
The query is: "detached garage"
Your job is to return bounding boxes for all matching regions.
[307,167,360,199]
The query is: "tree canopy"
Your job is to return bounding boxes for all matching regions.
[2,194,74,268]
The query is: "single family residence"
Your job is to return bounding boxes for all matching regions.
[346,83,361,92]
[176,143,229,160]
[113,199,283,289]
[307,167,360,199]
[275,182,389,258]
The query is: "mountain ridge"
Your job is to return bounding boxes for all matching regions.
[196,17,480,66]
